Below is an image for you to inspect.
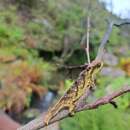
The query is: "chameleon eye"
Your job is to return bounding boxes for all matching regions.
[87,66,91,71]
[97,63,101,68]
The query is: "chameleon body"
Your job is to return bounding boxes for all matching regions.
[44,60,103,125]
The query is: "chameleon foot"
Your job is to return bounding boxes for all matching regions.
[68,105,75,117]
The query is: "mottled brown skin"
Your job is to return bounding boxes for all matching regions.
[44,61,103,125]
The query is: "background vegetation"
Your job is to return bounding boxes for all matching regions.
[0,0,130,129]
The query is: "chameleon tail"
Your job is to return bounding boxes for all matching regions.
[44,99,64,125]
[44,111,53,125]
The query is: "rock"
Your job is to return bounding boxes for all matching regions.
[100,67,126,77]
[103,52,118,66]
[116,45,130,56]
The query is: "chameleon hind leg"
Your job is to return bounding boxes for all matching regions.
[68,103,75,116]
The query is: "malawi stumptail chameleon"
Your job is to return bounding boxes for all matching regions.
[44,59,103,125]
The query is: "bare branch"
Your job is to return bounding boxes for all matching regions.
[59,63,88,70]
[17,86,130,130]
[114,19,130,26]
[96,19,130,61]
[77,86,130,111]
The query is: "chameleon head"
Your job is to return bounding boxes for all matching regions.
[93,62,103,73]
[87,61,103,77]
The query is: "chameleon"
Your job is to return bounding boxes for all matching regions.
[44,60,103,125]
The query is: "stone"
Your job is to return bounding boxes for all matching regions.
[100,67,126,77]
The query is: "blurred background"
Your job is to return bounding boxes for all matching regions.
[0,0,130,130]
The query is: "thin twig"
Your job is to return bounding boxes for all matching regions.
[17,86,130,130]
[86,16,91,64]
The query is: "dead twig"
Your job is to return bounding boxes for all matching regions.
[96,19,130,61]
[59,63,88,70]
[86,16,91,64]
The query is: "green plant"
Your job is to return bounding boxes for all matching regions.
[61,105,130,130]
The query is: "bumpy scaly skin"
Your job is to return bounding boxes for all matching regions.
[44,61,103,125]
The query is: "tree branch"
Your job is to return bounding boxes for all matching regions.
[17,86,130,130]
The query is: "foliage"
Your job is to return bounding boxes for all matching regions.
[61,105,130,130]
[0,6,24,46]
[0,5,59,114]
[120,58,130,76]
[0,60,47,113]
